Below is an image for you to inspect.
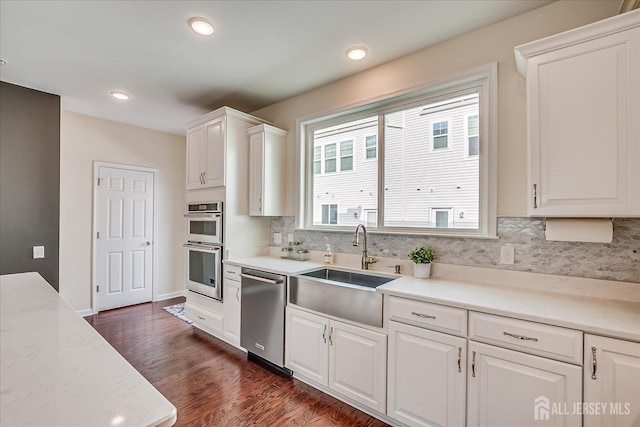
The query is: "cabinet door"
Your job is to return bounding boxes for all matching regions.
[388,321,466,427]
[329,319,387,413]
[249,133,264,216]
[467,341,581,427]
[584,335,640,427]
[203,117,226,188]
[186,125,204,190]
[527,26,640,216]
[285,307,329,386]
[223,279,241,346]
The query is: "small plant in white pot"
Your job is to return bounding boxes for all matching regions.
[408,246,435,279]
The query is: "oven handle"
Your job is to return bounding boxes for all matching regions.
[183,243,221,252]
[240,273,283,285]
[184,213,222,219]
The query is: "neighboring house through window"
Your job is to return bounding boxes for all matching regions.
[324,143,336,173]
[340,140,353,171]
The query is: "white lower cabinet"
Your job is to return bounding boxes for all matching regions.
[223,278,241,346]
[285,306,387,413]
[467,341,582,427]
[583,334,640,427]
[387,321,466,427]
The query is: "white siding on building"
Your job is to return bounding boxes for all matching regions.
[312,93,479,229]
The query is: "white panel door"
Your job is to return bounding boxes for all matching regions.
[387,321,466,427]
[285,307,329,386]
[584,335,640,427]
[467,341,582,427]
[329,319,387,413]
[96,166,154,311]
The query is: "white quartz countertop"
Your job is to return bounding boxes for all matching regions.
[225,255,639,342]
[0,272,177,427]
[224,256,323,275]
[377,275,640,342]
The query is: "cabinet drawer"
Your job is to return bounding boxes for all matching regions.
[469,312,583,364]
[223,264,242,281]
[389,296,467,336]
[187,289,223,315]
[185,303,223,335]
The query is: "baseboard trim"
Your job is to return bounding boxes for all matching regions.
[155,290,186,301]
[77,308,95,317]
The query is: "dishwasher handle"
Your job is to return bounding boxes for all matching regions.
[240,273,284,285]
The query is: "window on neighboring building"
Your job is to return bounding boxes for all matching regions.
[302,64,496,237]
[321,204,338,225]
[340,140,353,171]
[313,146,321,174]
[365,135,377,159]
[324,144,336,173]
[432,121,449,150]
[467,114,479,156]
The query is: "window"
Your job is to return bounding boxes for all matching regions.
[321,204,338,225]
[340,140,353,171]
[432,121,449,149]
[365,135,377,159]
[301,64,496,237]
[313,146,321,174]
[467,115,479,156]
[324,144,336,173]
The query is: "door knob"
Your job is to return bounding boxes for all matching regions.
[144,241,151,246]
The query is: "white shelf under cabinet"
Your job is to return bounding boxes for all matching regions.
[515,10,640,217]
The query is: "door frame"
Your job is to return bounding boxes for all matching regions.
[91,161,159,314]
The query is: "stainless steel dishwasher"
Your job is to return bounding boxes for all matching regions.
[240,268,291,374]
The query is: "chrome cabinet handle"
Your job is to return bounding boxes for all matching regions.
[591,347,598,380]
[258,197,262,211]
[202,171,206,184]
[322,325,327,344]
[328,327,334,345]
[239,273,283,285]
[472,351,476,377]
[235,288,240,302]
[503,331,538,342]
[457,347,462,373]
[533,184,537,208]
[412,311,436,320]
[197,315,205,321]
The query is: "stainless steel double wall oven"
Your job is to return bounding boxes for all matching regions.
[184,201,223,301]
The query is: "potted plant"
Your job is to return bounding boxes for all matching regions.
[408,246,435,279]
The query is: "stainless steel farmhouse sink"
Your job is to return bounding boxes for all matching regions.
[289,268,397,327]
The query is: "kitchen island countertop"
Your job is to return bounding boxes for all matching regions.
[0,272,177,427]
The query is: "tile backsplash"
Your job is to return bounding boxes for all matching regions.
[270,217,640,283]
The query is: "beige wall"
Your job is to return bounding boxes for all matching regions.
[59,111,185,312]
[252,0,620,217]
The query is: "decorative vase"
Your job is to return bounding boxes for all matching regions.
[413,263,431,279]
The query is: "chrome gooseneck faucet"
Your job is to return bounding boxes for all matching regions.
[352,224,377,270]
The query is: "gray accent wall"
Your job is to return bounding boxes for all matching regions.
[0,82,60,290]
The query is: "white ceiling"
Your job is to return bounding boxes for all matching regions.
[0,0,553,136]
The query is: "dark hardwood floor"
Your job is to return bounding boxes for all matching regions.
[85,297,389,427]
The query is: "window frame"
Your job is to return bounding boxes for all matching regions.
[431,119,451,151]
[339,139,354,172]
[320,203,339,225]
[296,63,497,238]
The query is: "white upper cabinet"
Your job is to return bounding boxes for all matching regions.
[247,124,287,216]
[515,10,640,217]
[186,117,226,190]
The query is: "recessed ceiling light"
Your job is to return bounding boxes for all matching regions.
[188,17,214,36]
[110,91,130,101]
[346,47,368,61]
